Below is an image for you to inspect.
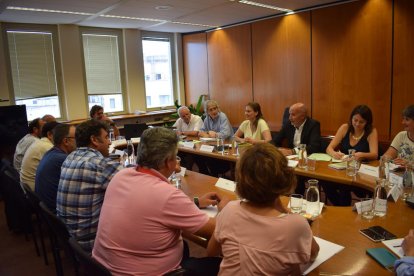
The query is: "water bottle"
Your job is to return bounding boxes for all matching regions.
[170,172,181,189]
[373,179,387,217]
[126,140,135,166]
[346,149,357,177]
[305,179,320,218]
[109,127,115,142]
[378,155,390,183]
[402,163,413,200]
[298,144,307,169]
[217,137,224,154]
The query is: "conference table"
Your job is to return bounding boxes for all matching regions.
[181,170,414,276]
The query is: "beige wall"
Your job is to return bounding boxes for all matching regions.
[0,23,183,121]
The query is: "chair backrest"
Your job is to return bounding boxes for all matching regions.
[68,237,112,276]
[39,201,70,241]
[21,182,41,209]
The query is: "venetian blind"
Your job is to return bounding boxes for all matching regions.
[82,34,122,95]
[7,31,58,100]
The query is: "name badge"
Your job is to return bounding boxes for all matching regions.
[387,183,403,202]
[358,164,379,177]
[200,145,214,152]
[215,178,236,192]
[183,142,195,149]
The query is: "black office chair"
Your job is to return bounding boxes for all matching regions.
[0,162,40,255]
[68,237,112,276]
[21,182,49,265]
[39,201,77,276]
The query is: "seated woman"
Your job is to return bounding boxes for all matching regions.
[326,105,378,161]
[207,143,319,275]
[325,105,378,206]
[383,105,414,166]
[234,102,272,144]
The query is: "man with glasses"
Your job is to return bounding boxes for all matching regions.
[57,119,122,252]
[35,124,76,211]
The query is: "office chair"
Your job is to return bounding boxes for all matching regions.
[39,201,78,276]
[68,237,112,276]
[21,182,49,265]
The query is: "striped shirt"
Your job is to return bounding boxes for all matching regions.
[56,147,122,252]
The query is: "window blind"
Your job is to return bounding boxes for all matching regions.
[82,34,122,95]
[7,31,58,100]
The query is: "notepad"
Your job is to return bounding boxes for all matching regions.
[328,162,347,170]
[366,247,397,270]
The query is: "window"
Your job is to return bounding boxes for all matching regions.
[82,31,124,113]
[142,34,176,109]
[6,30,62,120]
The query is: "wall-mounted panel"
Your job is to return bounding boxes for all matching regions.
[252,13,311,131]
[182,33,209,107]
[207,25,253,126]
[312,0,392,140]
[392,0,414,137]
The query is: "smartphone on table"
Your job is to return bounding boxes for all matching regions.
[360,226,397,242]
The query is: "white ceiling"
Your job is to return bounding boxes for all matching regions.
[0,0,354,33]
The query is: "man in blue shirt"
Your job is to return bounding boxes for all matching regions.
[199,100,234,139]
[35,124,76,211]
[57,119,122,252]
[395,229,414,276]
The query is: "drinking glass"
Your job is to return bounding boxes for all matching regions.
[307,158,316,171]
[360,198,374,219]
[290,194,303,214]
[298,144,308,169]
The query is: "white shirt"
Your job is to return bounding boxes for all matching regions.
[293,119,307,148]
[173,114,203,132]
[13,134,39,172]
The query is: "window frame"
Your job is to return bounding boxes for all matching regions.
[2,23,66,120]
[141,31,178,111]
[80,27,127,116]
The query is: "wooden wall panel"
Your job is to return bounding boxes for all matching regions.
[207,25,253,126]
[182,33,208,107]
[312,0,393,140]
[392,0,414,137]
[252,13,311,131]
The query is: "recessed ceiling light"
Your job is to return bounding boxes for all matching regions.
[7,6,92,16]
[155,5,173,11]
[238,0,292,12]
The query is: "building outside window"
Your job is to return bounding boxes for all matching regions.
[82,31,125,113]
[6,29,62,120]
[142,34,176,109]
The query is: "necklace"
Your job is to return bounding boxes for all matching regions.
[352,131,365,141]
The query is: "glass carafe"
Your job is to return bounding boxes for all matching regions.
[373,179,387,217]
[298,144,308,169]
[305,179,320,218]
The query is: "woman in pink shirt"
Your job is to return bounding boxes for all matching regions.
[207,143,319,275]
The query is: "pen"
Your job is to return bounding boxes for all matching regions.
[393,244,402,248]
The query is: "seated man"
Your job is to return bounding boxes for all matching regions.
[174,106,203,169]
[395,229,414,276]
[93,127,227,275]
[35,124,76,211]
[90,105,120,138]
[13,118,45,172]
[20,121,59,190]
[57,120,122,252]
[273,102,321,156]
[174,106,203,137]
[199,100,234,139]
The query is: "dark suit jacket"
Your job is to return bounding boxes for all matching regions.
[273,117,321,154]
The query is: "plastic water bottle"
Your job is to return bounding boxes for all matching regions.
[373,179,387,217]
[298,144,307,169]
[109,127,115,142]
[402,163,413,200]
[305,179,320,218]
[170,172,181,189]
[126,140,135,166]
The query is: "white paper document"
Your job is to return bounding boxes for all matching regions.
[200,144,214,152]
[382,238,404,258]
[215,178,236,192]
[288,160,299,168]
[131,137,140,143]
[200,205,218,218]
[302,237,345,275]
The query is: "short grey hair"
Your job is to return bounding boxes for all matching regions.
[205,100,219,112]
[137,127,178,170]
[177,106,190,116]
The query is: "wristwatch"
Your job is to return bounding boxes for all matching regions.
[193,197,200,208]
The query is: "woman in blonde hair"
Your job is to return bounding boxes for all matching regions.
[207,143,319,275]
